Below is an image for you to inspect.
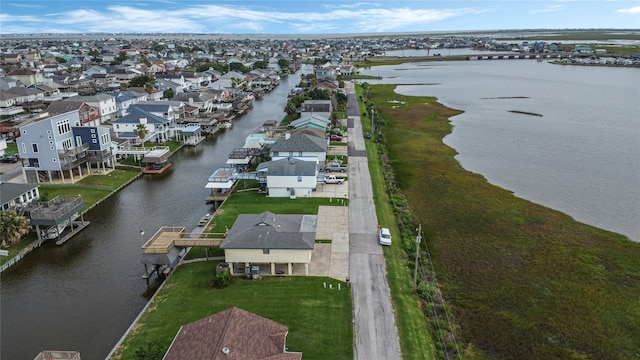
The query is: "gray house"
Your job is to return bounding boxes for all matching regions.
[17,110,114,183]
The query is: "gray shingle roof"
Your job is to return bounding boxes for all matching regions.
[266,157,317,176]
[269,133,327,153]
[112,108,168,125]
[220,211,316,250]
[1,183,38,207]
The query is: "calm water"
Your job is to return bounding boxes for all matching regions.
[362,59,640,241]
[0,68,308,360]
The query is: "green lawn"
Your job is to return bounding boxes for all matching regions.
[110,262,353,360]
[204,190,348,233]
[38,169,140,211]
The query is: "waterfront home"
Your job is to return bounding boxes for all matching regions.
[269,132,328,165]
[256,157,319,198]
[288,113,331,131]
[0,183,40,211]
[16,111,115,183]
[111,107,172,143]
[105,90,149,117]
[172,92,214,113]
[6,68,43,86]
[163,307,302,360]
[220,211,315,276]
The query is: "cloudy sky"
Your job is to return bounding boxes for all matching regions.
[1,1,639,34]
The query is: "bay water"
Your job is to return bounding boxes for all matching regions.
[361,59,639,241]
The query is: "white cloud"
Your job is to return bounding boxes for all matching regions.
[617,6,640,14]
[530,5,563,14]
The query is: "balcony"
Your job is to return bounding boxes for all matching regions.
[58,143,90,157]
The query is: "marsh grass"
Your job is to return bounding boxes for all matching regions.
[367,84,640,359]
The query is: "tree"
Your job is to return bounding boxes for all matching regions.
[134,123,149,147]
[0,210,31,248]
[129,75,155,88]
[278,58,290,71]
[163,88,174,99]
[253,60,267,69]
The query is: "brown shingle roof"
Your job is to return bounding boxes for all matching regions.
[163,307,302,360]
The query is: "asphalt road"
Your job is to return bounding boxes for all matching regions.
[346,82,402,360]
[0,159,24,183]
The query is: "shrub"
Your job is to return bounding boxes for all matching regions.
[209,271,231,289]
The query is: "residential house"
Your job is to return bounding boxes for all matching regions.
[269,132,328,165]
[220,211,316,276]
[163,307,302,360]
[111,107,172,143]
[156,73,186,92]
[301,99,332,117]
[129,101,183,122]
[64,94,116,123]
[17,111,114,183]
[128,87,163,101]
[6,68,44,86]
[0,91,25,116]
[46,101,102,127]
[105,90,149,117]
[172,92,213,113]
[288,113,331,131]
[0,183,40,211]
[257,157,319,198]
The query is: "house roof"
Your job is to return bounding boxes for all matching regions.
[220,211,316,250]
[163,307,302,360]
[46,100,87,116]
[112,107,169,125]
[288,127,326,139]
[0,183,38,207]
[269,133,327,153]
[264,157,317,177]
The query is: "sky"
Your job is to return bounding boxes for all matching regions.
[0,1,639,35]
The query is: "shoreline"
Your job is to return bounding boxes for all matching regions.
[368,83,640,358]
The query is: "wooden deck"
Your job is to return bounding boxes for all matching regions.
[142,226,224,254]
[142,162,172,174]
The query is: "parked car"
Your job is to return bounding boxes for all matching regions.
[379,227,392,246]
[323,175,344,184]
[329,134,343,142]
[325,163,347,172]
[0,154,19,163]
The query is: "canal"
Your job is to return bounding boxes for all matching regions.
[0,67,308,360]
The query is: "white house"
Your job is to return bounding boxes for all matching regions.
[64,94,116,123]
[257,157,318,198]
[269,132,328,165]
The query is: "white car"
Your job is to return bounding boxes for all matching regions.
[379,227,392,246]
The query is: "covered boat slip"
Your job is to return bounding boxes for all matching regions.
[141,146,172,174]
[25,195,90,245]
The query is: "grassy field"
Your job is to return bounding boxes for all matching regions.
[110,262,353,360]
[366,84,640,359]
[202,189,348,234]
[37,169,140,211]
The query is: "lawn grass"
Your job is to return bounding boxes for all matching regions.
[110,262,353,360]
[204,189,349,233]
[356,85,438,360]
[366,84,640,359]
[37,169,140,211]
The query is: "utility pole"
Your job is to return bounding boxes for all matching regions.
[370,106,375,134]
[413,224,422,292]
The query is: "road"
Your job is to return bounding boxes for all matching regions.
[346,81,402,360]
[0,159,24,183]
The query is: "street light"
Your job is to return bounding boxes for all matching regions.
[140,230,145,247]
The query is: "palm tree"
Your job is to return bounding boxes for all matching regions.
[134,123,149,147]
[0,210,31,248]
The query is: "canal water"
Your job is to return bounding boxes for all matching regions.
[0,67,309,360]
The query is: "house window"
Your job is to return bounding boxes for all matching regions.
[57,119,71,135]
[48,135,52,139]
[46,130,51,134]
[52,158,57,162]
[31,143,39,153]
[91,129,95,133]
[263,249,270,254]
[22,143,26,153]
[62,138,72,151]
[297,176,302,182]
[92,139,97,143]
[50,146,54,150]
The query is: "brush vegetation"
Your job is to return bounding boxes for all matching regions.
[366,84,640,359]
